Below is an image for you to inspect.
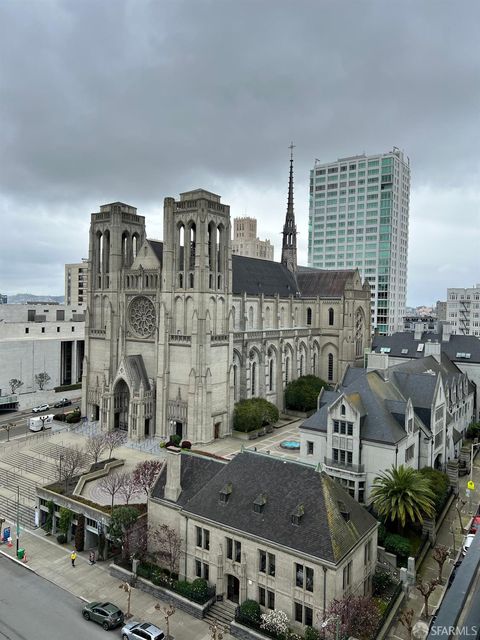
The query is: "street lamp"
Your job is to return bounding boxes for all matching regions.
[321,616,341,640]
[470,441,480,482]
[16,485,20,554]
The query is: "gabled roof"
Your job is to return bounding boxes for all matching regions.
[232,255,300,297]
[153,451,377,564]
[296,267,356,298]
[147,240,163,265]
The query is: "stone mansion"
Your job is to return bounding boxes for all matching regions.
[81,157,371,444]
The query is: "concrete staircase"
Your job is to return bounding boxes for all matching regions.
[204,600,236,631]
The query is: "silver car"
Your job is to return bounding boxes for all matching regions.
[121,621,165,640]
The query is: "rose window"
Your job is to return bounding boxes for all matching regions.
[128,296,156,338]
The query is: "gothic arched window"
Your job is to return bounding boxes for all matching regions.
[328,307,334,326]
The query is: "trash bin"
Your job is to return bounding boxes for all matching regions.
[17,548,25,560]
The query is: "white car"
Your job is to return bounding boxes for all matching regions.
[462,533,476,555]
[32,403,50,413]
[121,621,165,640]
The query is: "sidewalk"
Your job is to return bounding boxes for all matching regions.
[0,524,224,640]
[387,457,480,639]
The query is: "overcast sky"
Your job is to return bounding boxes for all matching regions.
[1,0,479,306]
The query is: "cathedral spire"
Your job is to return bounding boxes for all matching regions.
[281,142,298,273]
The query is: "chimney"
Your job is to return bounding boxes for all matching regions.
[165,447,182,502]
[424,341,441,363]
[414,323,423,341]
[366,352,389,373]
[442,322,452,343]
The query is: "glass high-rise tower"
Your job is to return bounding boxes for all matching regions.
[308,148,410,335]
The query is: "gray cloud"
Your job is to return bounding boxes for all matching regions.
[1,0,479,304]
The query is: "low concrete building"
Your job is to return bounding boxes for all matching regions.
[149,449,378,631]
[299,353,475,503]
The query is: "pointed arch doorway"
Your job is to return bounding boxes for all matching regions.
[113,379,130,431]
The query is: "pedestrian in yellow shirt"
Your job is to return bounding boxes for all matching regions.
[71,551,77,567]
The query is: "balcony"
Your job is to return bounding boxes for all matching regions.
[324,457,365,474]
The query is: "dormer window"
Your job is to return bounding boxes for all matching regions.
[291,503,305,526]
[219,482,232,504]
[253,493,267,514]
[338,501,350,522]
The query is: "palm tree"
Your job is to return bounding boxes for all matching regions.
[371,465,436,530]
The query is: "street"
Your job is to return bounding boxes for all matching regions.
[0,555,111,640]
[0,402,80,442]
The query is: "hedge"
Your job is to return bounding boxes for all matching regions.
[233,398,279,433]
[284,375,329,412]
[239,600,261,625]
[384,533,410,559]
[54,383,82,393]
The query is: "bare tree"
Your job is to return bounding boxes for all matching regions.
[104,430,127,459]
[432,545,450,583]
[85,433,107,464]
[99,472,127,513]
[150,524,182,575]
[39,415,50,430]
[118,472,140,505]
[398,608,415,640]
[56,446,85,492]
[9,378,23,394]
[133,459,163,498]
[35,371,51,390]
[416,578,439,619]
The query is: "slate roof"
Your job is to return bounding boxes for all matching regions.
[232,255,300,297]
[372,332,480,364]
[296,267,356,298]
[154,450,376,564]
[147,240,163,265]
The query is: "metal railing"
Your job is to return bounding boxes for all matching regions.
[323,456,365,473]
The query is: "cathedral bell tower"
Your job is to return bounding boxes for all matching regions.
[281,143,298,273]
[158,190,233,444]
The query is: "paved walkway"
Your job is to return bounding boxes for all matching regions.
[387,456,480,639]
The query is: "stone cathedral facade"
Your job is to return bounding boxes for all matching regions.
[82,159,371,444]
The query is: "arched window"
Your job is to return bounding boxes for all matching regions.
[269,358,274,392]
[248,306,254,330]
[306,307,312,325]
[251,362,256,396]
[178,224,185,272]
[233,365,238,401]
[341,404,346,416]
[132,234,139,260]
[313,352,317,375]
[328,307,334,326]
[300,354,304,377]
[189,224,196,271]
[285,356,290,386]
[328,353,334,381]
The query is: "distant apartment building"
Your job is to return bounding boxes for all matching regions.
[232,217,274,261]
[65,260,88,306]
[0,294,7,304]
[0,304,85,408]
[403,315,438,332]
[308,148,410,335]
[446,284,480,336]
[436,300,447,322]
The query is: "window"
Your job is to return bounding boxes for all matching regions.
[328,307,334,326]
[235,540,242,563]
[328,353,334,381]
[226,537,233,559]
[267,590,275,610]
[306,307,312,325]
[196,527,210,550]
[364,540,372,564]
[258,586,266,606]
[295,563,313,591]
[25,327,29,334]
[405,444,415,462]
[259,551,276,576]
[195,560,209,580]
[307,441,314,455]
[295,603,313,626]
[343,561,352,590]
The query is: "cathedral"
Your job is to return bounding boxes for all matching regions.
[81,154,371,444]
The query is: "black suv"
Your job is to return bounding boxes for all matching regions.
[54,398,72,408]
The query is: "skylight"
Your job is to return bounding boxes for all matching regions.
[380,347,391,354]
[401,348,409,354]
[417,343,424,352]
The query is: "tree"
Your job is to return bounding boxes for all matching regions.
[150,523,182,575]
[75,514,85,551]
[9,378,23,394]
[117,472,140,505]
[133,459,163,497]
[35,371,51,390]
[324,595,382,640]
[432,545,450,583]
[109,506,142,561]
[371,465,436,530]
[56,446,85,492]
[39,415,50,430]
[104,430,127,458]
[233,398,279,433]
[285,375,328,412]
[416,578,439,619]
[154,603,175,640]
[398,608,415,640]
[99,472,127,513]
[85,433,107,464]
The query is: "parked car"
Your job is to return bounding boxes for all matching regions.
[82,602,124,630]
[54,398,72,408]
[470,515,480,534]
[462,533,476,555]
[121,621,165,640]
[32,403,49,413]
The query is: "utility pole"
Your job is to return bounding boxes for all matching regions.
[16,485,20,554]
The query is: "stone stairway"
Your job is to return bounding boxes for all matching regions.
[204,600,236,631]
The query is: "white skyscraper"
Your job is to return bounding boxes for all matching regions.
[308,148,410,335]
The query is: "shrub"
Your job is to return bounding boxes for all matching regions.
[466,421,480,440]
[56,533,67,544]
[66,409,81,424]
[239,599,261,624]
[181,440,192,449]
[419,467,450,515]
[53,413,66,422]
[190,578,209,601]
[174,579,192,598]
[54,383,82,392]
[171,434,182,446]
[59,507,74,536]
[234,398,279,433]
[75,514,85,552]
[304,627,321,640]
[44,500,55,534]
[372,569,395,596]
[285,375,328,412]
[384,533,410,559]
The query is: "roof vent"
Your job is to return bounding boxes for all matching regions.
[219,482,233,504]
[337,501,350,522]
[291,503,305,526]
[253,493,267,514]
